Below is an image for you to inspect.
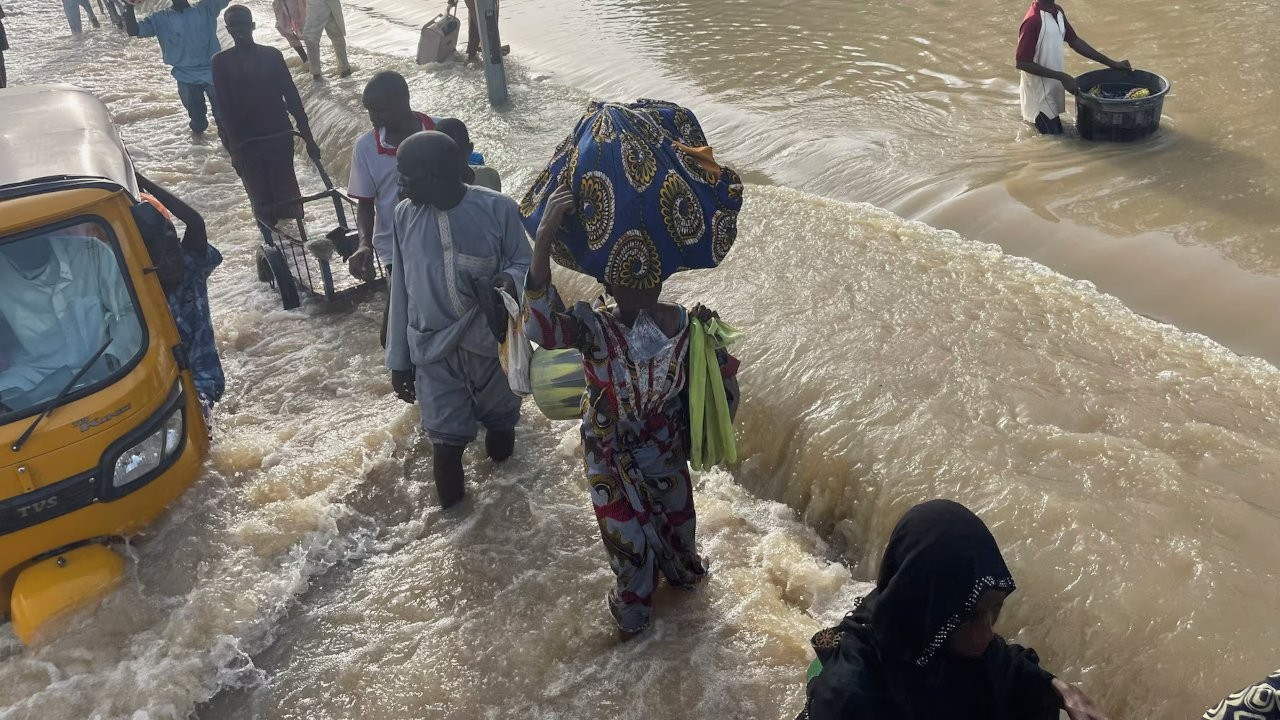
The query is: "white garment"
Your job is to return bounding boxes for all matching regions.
[0,236,142,394]
[384,186,532,369]
[346,114,435,263]
[301,0,349,75]
[1019,9,1067,122]
[626,310,679,410]
[497,289,531,396]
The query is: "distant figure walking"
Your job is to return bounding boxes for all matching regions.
[0,2,8,89]
[462,0,503,62]
[63,0,101,34]
[300,0,349,79]
[386,131,529,509]
[212,5,321,232]
[271,0,307,62]
[125,0,231,134]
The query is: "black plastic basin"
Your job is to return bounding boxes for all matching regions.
[1075,69,1170,141]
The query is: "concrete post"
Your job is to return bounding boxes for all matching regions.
[474,0,508,106]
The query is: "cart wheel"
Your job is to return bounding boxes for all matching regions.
[255,250,274,283]
[261,245,301,310]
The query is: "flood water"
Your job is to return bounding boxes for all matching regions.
[1,0,1278,718]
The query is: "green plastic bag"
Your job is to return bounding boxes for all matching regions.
[805,657,823,683]
[688,318,741,471]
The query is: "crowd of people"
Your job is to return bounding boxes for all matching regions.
[1,0,1274,717]
[25,0,506,124]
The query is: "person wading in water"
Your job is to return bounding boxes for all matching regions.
[347,72,437,344]
[799,500,1110,720]
[125,0,230,134]
[525,187,733,639]
[1015,0,1131,134]
[212,5,320,237]
[385,131,529,509]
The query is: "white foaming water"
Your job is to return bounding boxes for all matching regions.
[1,0,1278,718]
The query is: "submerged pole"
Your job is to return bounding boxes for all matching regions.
[474,0,508,106]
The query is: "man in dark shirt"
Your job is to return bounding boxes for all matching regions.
[212,4,321,229]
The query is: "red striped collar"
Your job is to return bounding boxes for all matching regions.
[374,112,435,156]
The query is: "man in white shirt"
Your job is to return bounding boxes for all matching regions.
[1014,0,1130,134]
[347,71,437,281]
[346,71,435,344]
[0,234,142,407]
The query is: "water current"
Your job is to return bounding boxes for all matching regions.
[1,0,1278,718]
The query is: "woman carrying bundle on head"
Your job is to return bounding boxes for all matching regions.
[522,100,743,639]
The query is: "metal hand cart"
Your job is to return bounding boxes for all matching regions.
[251,132,386,309]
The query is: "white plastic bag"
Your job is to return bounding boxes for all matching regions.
[498,289,533,396]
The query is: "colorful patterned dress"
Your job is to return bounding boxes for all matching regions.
[525,284,705,634]
[1202,668,1280,720]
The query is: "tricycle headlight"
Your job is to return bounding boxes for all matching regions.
[112,429,163,487]
[112,405,184,488]
[161,409,183,458]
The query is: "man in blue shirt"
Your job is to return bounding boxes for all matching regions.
[125,0,230,134]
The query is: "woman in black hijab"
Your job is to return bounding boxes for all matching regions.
[798,499,1109,720]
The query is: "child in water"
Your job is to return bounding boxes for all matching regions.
[525,186,736,638]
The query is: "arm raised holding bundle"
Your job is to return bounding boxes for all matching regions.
[524,186,580,350]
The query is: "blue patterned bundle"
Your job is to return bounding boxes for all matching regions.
[519,99,744,289]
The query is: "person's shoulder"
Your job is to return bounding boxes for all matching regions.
[466,184,504,198]
[261,44,291,67]
[348,131,380,165]
[569,300,607,328]
[393,198,422,223]
[805,628,889,717]
[59,234,111,259]
[472,165,502,190]
[467,185,516,209]
[352,129,378,153]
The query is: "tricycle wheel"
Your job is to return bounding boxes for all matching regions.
[256,250,274,283]
[261,245,301,310]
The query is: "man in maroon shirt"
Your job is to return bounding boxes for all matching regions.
[213,5,322,230]
[1015,0,1130,134]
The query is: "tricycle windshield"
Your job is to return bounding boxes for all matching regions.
[0,218,145,423]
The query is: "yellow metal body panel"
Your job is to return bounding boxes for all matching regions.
[10,543,126,644]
